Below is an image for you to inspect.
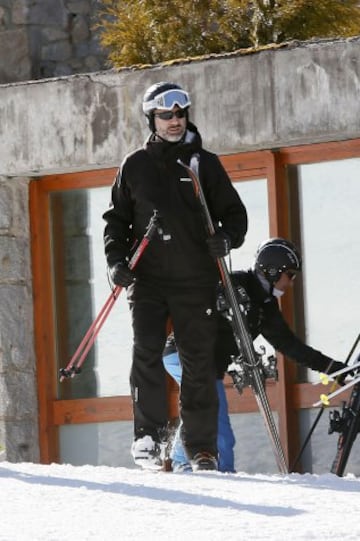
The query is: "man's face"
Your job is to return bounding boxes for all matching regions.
[153,106,187,142]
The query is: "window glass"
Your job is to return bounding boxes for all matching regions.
[232,179,272,355]
[296,158,360,381]
[59,420,135,467]
[232,178,269,268]
[50,187,133,399]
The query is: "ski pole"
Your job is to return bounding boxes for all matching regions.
[317,360,360,386]
[290,333,360,471]
[59,209,160,381]
[313,374,360,407]
[59,287,121,381]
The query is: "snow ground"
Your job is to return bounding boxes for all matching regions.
[0,461,359,541]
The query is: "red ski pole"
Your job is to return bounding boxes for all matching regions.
[59,209,160,381]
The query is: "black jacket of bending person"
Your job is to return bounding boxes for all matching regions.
[215,270,342,379]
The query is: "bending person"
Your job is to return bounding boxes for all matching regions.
[163,238,346,473]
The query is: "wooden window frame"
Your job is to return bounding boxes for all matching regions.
[30,139,360,467]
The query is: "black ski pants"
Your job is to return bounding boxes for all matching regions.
[128,280,219,459]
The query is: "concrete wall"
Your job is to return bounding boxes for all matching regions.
[1,36,360,178]
[0,36,360,463]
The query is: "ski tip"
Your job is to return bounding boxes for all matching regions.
[319,373,329,385]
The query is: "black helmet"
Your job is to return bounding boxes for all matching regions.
[142,81,191,132]
[255,238,302,284]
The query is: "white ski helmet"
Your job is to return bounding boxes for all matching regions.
[142,81,191,132]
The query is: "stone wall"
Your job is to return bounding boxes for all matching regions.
[0,0,107,83]
[1,37,360,177]
[0,176,39,462]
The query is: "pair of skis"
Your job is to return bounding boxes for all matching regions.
[178,155,288,474]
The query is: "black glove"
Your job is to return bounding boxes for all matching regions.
[110,262,135,287]
[328,360,346,374]
[328,360,349,385]
[206,232,231,259]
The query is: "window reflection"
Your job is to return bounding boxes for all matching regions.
[50,190,98,399]
[50,187,133,399]
[232,179,269,269]
[232,179,273,355]
[289,158,360,382]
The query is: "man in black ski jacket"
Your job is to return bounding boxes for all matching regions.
[102,81,248,472]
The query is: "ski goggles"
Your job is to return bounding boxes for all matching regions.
[143,89,191,113]
[154,109,187,120]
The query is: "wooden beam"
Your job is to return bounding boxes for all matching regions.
[279,139,360,165]
[30,180,59,463]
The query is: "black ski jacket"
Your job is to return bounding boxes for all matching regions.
[103,123,248,287]
[215,270,337,377]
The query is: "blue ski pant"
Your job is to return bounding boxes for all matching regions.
[163,351,236,472]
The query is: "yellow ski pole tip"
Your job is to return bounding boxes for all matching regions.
[320,394,330,406]
[319,373,329,385]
